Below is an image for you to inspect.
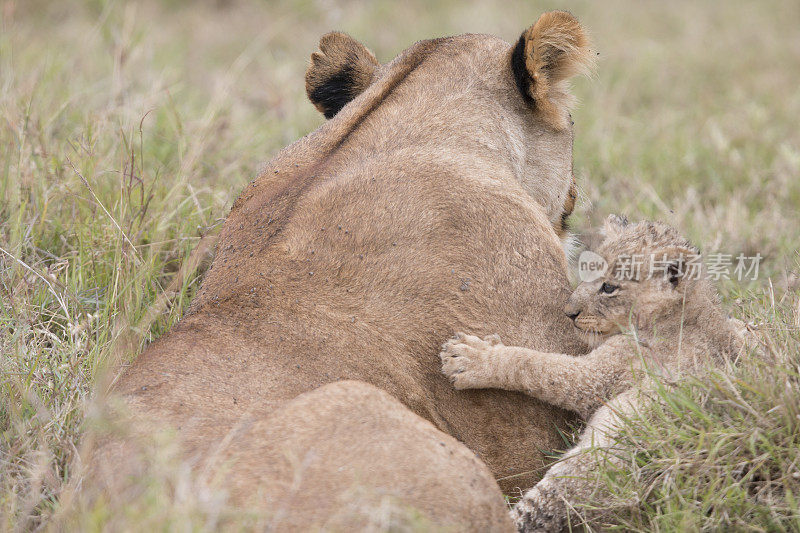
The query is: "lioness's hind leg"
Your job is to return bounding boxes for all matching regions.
[220,380,514,532]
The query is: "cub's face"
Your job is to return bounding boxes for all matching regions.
[564,277,684,346]
[565,216,699,346]
[304,12,594,237]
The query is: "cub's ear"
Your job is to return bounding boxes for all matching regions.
[652,246,698,288]
[305,32,379,119]
[602,214,629,239]
[511,11,594,129]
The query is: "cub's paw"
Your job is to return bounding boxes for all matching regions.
[510,485,566,533]
[439,333,503,390]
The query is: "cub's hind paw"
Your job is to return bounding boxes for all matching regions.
[510,487,567,533]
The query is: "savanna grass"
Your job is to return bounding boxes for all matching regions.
[1,0,799,530]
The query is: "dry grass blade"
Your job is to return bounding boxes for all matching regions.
[1,0,798,530]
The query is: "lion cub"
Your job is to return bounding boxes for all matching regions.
[440,215,753,532]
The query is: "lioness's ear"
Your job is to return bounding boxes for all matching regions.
[305,32,379,119]
[511,11,594,129]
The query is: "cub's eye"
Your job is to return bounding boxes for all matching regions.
[600,282,619,294]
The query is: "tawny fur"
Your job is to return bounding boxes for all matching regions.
[522,11,594,130]
[441,216,755,532]
[89,12,594,530]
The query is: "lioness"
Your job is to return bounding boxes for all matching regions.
[440,216,753,532]
[93,11,594,530]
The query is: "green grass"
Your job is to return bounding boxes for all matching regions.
[577,295,800,531]
[1,0,799,530]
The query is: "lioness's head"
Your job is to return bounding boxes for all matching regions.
[304,12,594,238]
[566,216,705,345]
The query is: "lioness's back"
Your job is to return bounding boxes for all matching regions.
[101,12,595,525]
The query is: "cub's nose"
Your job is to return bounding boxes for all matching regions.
[565,310,580,322]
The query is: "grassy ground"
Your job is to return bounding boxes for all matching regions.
[1,0,799,530]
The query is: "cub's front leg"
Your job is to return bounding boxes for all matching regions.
[439,332,506,390]
[440,333,637,418]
